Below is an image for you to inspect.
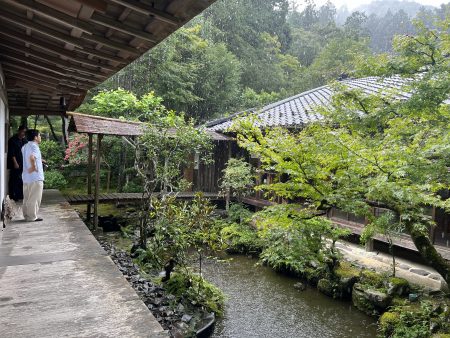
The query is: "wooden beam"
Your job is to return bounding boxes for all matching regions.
[0,38,116,73]
[87,133,93,221]
[0,0,141,55]
[4,68,91,91]
[0,7,85,49]
[1,53,107,82]
[6,78,55,93]
[1,46,109,78]
[94,134,103,229]
[0,7,129,63]
[90,13,156,43]
[2,61,98,87]
[6,74,85,95]
[74,0,108,13]
[8,108,65,116]
[109,0,181,26]
[1,0,92,34]
[3,69,58,86]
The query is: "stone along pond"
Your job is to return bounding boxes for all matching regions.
[202,255,377,338]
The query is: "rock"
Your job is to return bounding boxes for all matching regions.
[170,328,184,338]
[310,261,319,269]
[174,321,189,330]
[153,298,163,306]
[365,289,391,309]
[352,283,391,316]
[177,304,185,313]
[317,279,334,297]
[398,264,410,270]
[410,268,430,276]
[294,282,306,291]
[386,277,409,297]
[430,318,441,333]
[379,311,400,337]
[181,314,192,323]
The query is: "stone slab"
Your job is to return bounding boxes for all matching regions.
[0,190,167,337]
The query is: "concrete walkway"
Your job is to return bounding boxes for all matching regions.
[336,241,449,292]
[0,190,167,338]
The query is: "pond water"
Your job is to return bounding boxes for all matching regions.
[202,255,378,338]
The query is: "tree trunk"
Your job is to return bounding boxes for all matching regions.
[45,116,59,142]
[20,116,28,128]
[406,222,450,285]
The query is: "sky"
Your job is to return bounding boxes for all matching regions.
[293,0,447,10]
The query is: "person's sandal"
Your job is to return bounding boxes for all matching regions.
[34,218,43,222]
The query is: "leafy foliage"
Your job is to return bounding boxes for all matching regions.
[379,300,450,338]
[220,158,254,204]
[44,171,68,189]
[40,140,64,169]
[232,14,450,283]
[165,271,225,316]
[256,204,349,279]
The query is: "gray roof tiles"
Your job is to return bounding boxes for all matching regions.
[206,76,413,132]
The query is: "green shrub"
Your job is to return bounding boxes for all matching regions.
[227,203,253,224]
[378,301,450,338]
[44,171,68,189]
[221,222,264,254]
[165,272,225,316]
[259,216,346,279]
[40,140,64,168]
[123,181,144,193]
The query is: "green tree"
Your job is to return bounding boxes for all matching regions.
[232,14,450,283]
[134,110,213,248]
[220,158,254,210]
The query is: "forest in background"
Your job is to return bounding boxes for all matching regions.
[78,0,450,123]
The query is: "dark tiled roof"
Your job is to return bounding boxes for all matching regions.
[206,76,413,132]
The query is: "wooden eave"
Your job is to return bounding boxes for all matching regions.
[68,112,233,141]
[1,0,216,116]
[68,111,144,136]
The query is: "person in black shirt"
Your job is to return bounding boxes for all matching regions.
[7,125,27,201]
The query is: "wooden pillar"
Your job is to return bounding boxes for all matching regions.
[94,134,103,230]
[365,207,375,252]
[86,134,93,221]
[430,206,436,244]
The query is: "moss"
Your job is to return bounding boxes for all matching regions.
[391,296,408,307]
[387,277,410,296]
[360,270,385,288]
[379,311,401,336]
[335,261,360,279]
[432,334,450,338]
[317,278,334,297]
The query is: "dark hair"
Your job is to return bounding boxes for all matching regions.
[26,129,40,142]
[18,125,27,131]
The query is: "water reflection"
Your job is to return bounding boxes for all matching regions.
[202,256,377,338]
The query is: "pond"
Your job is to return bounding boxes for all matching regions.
[202,255,377,338]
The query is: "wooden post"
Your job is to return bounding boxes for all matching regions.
[86,133,93,221]
[94,134,102,230]
[365,207,375,252]
[430,206,436,244]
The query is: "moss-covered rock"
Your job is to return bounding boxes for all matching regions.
[379,311,401,337]
[352,282,392,316]
[360,270,385,289]
[387,277,410,297]
[335,261,360,279]
[318,279,334,297]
